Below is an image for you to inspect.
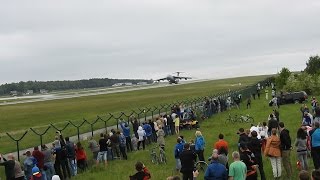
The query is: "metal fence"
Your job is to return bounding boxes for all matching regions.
[5,78,270,161]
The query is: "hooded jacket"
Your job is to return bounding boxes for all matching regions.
[137,126,146,141]
[264,135,281,157]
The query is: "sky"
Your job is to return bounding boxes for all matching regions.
[1,0,320,85]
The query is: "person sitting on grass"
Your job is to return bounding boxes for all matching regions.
[129,161,151,180]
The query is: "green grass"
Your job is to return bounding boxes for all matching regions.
[68,93,312,180]
[0,75,268,153]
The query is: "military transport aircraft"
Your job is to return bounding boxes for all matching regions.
[155,72,192,84]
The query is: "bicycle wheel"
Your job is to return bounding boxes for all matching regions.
[194,161,208,172]
[151,152,158,164]
[159,152,167,164]
[247,117,254,123]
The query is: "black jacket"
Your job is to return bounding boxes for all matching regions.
[268,119,278,133]
[238,133,250,145]
[280,129,292,150]
[248,137,262,157]
[179,150,197,173]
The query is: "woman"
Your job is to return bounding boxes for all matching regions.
[137,126,146,150]
[295,128,308,170]
[264,128,282,179]
[76,142,87,172]
[157,125,165,148]
[195,131,206,161]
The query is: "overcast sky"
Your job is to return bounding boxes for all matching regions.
[1,0,319,84]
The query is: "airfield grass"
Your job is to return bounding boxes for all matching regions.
[69,96,309,180]
[0,75,268,153]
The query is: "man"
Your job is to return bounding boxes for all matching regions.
[129,161,151,180]
[65,137,77,176]
[268,114,278,136]
[41,145,56,180]
[248,131,266,180]
[309,122,320,170]
[120,120,133,152]
[214,133,229,154]
[88,136,100,161]
[279,122,293,180]
[179,143,197,180]
[228,151,247,180]
[204,151,227,180]
[96,133,108,166]
[238,128,249,148]
[0,153,15,180]
[23,150,37,180]
[174,137,185,172]
[239,143,258,180]
[32,146,47,180]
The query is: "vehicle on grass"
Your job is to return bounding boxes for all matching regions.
[278,91,308,104]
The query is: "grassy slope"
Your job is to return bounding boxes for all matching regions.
[71,95,310,180]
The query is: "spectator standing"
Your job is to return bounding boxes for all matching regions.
[267,114,278,136]
[295,128,308,171]
[96,133,108,166]
[279,122,293,179]
[120,121,133,152]
[13,156,25,180]
[179,143,197,180]
[173,115,180,135]
[41,145,55,180]
[214,133,229,154]
[248,131,266,180]
[75,142,87,172]
[137,126,146,150]
[130,118,139,138]
[32,146,47,180]
[167,114,174,136]
[174,137,185,172]
[157,125,165,148]
[65,137,77,176]
[314,103,320,124]
[23,150,37,180]
[303,111,313,127]
[311,97,318,114]
[88,137,99,161]
[239,143,258,180]
[143,122,153,145]
[0,153,15,180]
[264,128,281,179]
[309,122,320,169]
[118,131,128,160]
[110,129,121,158]
[228,151,247,180]
[204,151,227,180]
[247,97,251,109]
[195,131,206,161]
[131,134,138,151]
[238,128,249,148]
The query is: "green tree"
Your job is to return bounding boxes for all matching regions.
[305,55,320,75]
[275,67,291,89]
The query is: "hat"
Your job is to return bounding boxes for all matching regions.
[52,175,61,180]
[23,150,31,156]
[32,166,40,175]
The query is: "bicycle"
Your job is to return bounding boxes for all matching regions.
[158,145,167,164]
[150,147,158,164]
[225,114,238,124]
[150,145,166,164]
[194,160,208,172]
[237,114,254,123]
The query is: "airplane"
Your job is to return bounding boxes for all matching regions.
[155,72,192,84]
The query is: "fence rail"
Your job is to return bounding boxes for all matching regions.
[4,78,270,161]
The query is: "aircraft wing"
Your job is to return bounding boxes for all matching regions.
[154,77,167,81]
[173,76,192,80]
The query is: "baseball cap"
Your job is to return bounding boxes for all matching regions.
[32,166,40,175]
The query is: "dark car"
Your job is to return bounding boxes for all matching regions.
[278,91,308,104]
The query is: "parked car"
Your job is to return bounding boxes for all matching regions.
[278,91,308,104]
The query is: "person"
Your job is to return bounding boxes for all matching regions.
[130,117,139,138]
[279,122,293,179]
[299,170,310,180]
[179,143,197,180]
[129,161,151,180]
[118,131,128,160]
[32,146,47,180]
[0,153,15,180]
[41,145,55,180]
[143,122,153,145]
[295,128,308,171]
[173,115,180,134]
[120,121,133,152]
[314,103,320,124]
[248,131,266,180]
[110,129,121,158]
[311,97,318,114]
[312,169,320,180]
[131,134,138,151]
[204,150,227,180]
[30,166,42,180]
[88,136,99,161]
[309,121,320,170]
[228,151,247,180]
[264,128,281,179]
[267,114,278,136]
[75,142,87,172]
[214,133,229,154]
[96,133,108,166]
[13,156,25,180]
[239,143,258,180]
[65,137,77,176]
[273,109,280,122]
[247,97,251,109]
[195,131,205,161]
[174,137,185,172]
[238,128,249,148]
[157,125,165,149]
[23,150,37,180]
[51,175,61,180]
[137,126,146,150]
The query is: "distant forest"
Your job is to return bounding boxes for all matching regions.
[0,78,153,96]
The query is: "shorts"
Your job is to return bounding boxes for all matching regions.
[97,151,108,161]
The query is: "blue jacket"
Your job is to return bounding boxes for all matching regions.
[204,161,228,180]
[174,142,184,159]
[311,128,320,147]
[195,136,205,151]
[120,122,130,137]
[143,124,152,137]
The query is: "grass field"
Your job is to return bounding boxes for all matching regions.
[0,75,268,154]
[67,93,310,180]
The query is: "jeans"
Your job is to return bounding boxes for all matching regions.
[44,162,55,180]
[125,136,133,152]
[297,151,308,170]
[68,158,77,176]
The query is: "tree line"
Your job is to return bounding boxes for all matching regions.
[0,78,153,96]
[275,55,320,95]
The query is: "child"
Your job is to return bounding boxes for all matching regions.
[30,166,42,180]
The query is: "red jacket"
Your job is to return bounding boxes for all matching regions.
[32,150,44,169]
[76,148,87,161]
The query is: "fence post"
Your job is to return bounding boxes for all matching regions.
[84,118,98,137]
[29,126,51,147]
[6,130,28,161]
[68,120,87,142]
